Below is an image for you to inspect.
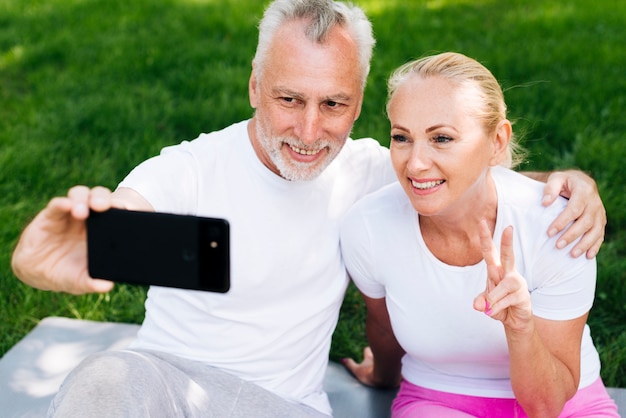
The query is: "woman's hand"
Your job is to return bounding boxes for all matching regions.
[473,219,585,415]
[473,220,532,332]
[343,295,404,389]
[342,347,379,387]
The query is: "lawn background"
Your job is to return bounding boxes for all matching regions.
[1,0,625,387]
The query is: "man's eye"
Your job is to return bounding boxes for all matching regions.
[326,100,338,107]
[282,97,294,103]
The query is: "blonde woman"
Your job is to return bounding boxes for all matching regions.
[340,52,618,417]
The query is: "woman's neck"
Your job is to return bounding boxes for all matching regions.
[419,173,498,266]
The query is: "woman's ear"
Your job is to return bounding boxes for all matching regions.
[489,119,512,166]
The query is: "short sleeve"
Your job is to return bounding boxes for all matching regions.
[529,237,597,320]
[118,141,198,214]
[339,207,386,299]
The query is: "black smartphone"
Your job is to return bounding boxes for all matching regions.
[86,208,230,292]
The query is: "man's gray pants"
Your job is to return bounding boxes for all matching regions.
[47,349,330,418]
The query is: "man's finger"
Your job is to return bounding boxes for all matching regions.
[541,171,566,207]
[67,185,92,219]
[584,238,603,260]
[89,186,114,212]
[549,205,582,238]
[44,197,74,221]
[553,207,605,259]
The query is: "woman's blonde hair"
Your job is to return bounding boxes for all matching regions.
[387,52,525,168]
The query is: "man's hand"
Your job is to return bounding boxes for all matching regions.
[11,186,117,294]
[11,186,151,295]
[541,170,606,259]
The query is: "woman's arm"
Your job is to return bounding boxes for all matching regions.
[506,314,586,417]
[343,294,405,388]
[474,221,584,417]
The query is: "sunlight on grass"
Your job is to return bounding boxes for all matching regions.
[360,0,496,14]
[516,3,576,20]
[424,0,496,8]
[173,0,218,3]
[0,45,24,69]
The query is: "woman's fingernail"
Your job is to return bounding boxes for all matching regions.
[556,239,567,249]
[484,301,492,316]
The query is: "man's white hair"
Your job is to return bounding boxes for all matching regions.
[253,0,375,90]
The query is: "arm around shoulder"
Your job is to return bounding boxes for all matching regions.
[522,169,606,259]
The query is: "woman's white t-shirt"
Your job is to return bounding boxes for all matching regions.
[340,165,600,398]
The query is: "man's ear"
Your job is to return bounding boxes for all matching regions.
[353,93,363,122]
[249,62,258,109]
[490,119,512,166]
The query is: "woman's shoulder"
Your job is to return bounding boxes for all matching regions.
[492,166,568,216]
[351,181,406,213]
[341,182,411,235]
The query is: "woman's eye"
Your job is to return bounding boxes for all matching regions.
[433,135,452,143]
[391,134,408,143]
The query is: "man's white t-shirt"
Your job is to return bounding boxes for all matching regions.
[340,165,601,398]
[118,120,395,414]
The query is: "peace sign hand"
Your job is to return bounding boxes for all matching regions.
[473,220,533,333]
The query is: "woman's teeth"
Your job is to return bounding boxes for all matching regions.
[411,180,444,190]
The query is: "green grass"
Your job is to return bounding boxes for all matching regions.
[1,0,624,387]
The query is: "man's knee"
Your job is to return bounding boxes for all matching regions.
[50,351,160,417]
[66,351,150,392]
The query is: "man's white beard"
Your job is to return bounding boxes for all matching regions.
[256,114,344,182]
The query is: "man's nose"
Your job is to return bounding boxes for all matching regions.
[297,106,322,145]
